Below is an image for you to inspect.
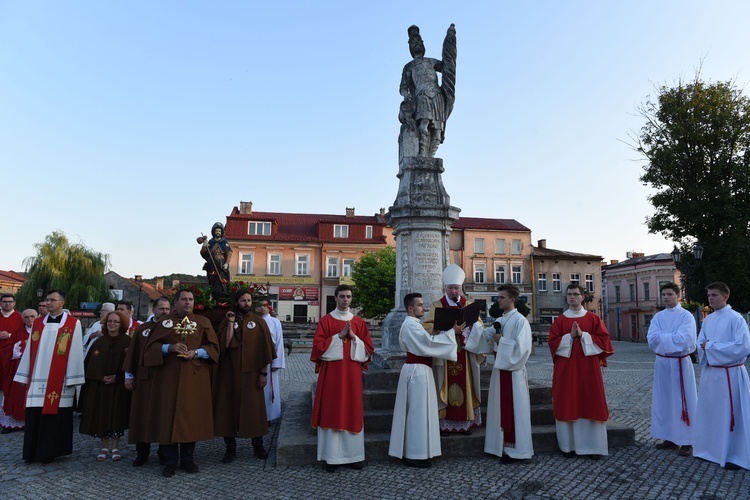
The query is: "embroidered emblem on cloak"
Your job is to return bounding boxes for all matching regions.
[234,322,239,330]
[247,321,256,329]
[142,328,151,337]
[162,319,174,328]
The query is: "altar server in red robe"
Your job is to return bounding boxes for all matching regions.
[311,285,374,472]
[549,283,613,459]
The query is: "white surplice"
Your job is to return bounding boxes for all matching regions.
[694,305,750,469]
[467,309,534,459]
[388,315,457,460]
[262,313,285,421]
[14,313,85,408]
[646,304,697,445]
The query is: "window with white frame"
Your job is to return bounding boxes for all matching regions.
[268,254,281,275]
[538,272,547,292]
[585,274,594,292]
[495,239,506,254]
[494,264,506,284]
[512,265,522,284]
[343,258,355,277]
[475,238,485,254]
[552,273,562,292]
[295,254,309,275]
[239,253,254,274]
[248,221,272,235]
[326,257,340,277]
[334,225,349,238]
[474,262,486,283]
[511,239,522,255]
[570,273,581,284]
[365,225,373,239]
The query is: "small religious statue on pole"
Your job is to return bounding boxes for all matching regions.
[198,222,233,303]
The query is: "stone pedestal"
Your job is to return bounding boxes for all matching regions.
[372,156,460,369]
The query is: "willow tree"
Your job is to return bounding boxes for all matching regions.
[16,231,110,310]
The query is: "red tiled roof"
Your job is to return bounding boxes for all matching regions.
[226,209,387,243]
[0,270,26,283]
[452,217,530,232]
[123,277,165,301]
[531,246,603,260]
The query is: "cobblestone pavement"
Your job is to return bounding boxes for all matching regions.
[2,341,749,499]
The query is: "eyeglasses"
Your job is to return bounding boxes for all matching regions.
[566,293,582,296]
[1,300,15,304]
[46,298,61,302]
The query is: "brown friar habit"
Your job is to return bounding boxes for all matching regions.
[214,311,276,439]
[79,332,131,436]
[121,318,158,444]
[141,313,219,444]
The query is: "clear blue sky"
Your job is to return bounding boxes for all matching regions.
[2,1,748,278]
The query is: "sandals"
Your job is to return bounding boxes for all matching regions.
[111,449,121,461]
[97,448,109,461]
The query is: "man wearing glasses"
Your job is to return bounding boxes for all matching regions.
[548,284,614,460]
[14,290,85,463]
[0,294,24,432]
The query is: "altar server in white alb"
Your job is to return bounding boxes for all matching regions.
[466,284,533,462]
[389,293,457,468]
[256,300,285,422]
[646,282,697,457]
[693,282,750,471]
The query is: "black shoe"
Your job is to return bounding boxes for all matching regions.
[347,461,365,470]
[325,463,337,473]
[1,427,13,434]
[561,451,576,459]
[132,455,149,467]
[157,449,165,466]
[500,455,528,464]
[588,454,602,461]
[162,465,177,477]
[221,449,236,464]
[403,458,431,468]
[180,461,199,473]
[655,440,679,450]
[253,445,268,459]
[725,462,742,470]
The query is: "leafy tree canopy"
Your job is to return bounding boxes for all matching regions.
[16,231,110,311]
[633,73,750,310]
[351,247,396,319]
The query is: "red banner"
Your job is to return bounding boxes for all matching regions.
[279,286,319,301]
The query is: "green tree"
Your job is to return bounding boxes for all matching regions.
[634,74,750,310]
[16,231,111,311]
[350,247,396,319]
[489,297,530,319]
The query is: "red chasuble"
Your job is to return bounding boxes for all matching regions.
[310,314,374,433]
[27,315,78,415]
[549,311,614,422]
[2,325,30,420]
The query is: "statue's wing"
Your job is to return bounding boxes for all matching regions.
[441,24,457,120]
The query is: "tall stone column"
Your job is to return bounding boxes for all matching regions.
[372,156,460,369]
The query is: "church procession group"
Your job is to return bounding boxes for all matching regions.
[0,287,286,477]
[312,266,750,473]
[2,269,750,478]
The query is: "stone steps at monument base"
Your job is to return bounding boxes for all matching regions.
[362,384,552,411]
[362,404,556,433]
[275,390,635,467]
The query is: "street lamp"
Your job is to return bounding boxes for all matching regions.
[36,288,44,300]
[134,275,143,321]
[670,243,704,302]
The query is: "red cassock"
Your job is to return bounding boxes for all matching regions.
[0,311,24,390]
[548,312,614,422]
[2,325,30,421]
[310,315,374,433]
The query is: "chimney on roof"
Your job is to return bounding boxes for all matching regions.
[632,252,645,258]
[155,278,164,291]
[537,239,547,249]
[346,207,355,217]
[610,260,619,265]
[379,207,386,216]
[239,201,253,214]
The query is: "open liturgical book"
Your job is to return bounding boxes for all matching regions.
[431,300,485,332]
